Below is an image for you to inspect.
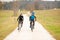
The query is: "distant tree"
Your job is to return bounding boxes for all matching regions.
[39,4,45,10]
[12,1,19,16]
[34,1,39,10]
[0,2,3,9]
[26,3,35,10]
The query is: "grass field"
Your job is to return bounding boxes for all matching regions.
[0,10,18,40]
[35,9,60,40]
[0,9,60,40]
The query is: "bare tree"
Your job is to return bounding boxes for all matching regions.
[0,2,3,10]
[26,3,35,10]
[34,1,39,10]
[12,0,19,16]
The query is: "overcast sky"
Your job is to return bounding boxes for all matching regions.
[0,0,13,1]
[0,0,60,2]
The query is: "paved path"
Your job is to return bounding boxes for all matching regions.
[4,14,56,40]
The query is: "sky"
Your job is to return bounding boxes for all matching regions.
[0,0,60,2]
[0,0,13,2]
[44,0,55,1]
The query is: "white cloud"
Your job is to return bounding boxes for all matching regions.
[43,0,55,1]
[0,0,13,2]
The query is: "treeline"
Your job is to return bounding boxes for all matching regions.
[0,1,60,10]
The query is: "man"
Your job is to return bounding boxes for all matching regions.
[29,14,36,32]
[17,13,24,31]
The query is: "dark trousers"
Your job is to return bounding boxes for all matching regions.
[30,20,35,29]
[18,21,23,30]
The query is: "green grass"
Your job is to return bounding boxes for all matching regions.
[0,10,27,40]
[0,10,17,40]
[35,9,60,40]
[0,9,60,40]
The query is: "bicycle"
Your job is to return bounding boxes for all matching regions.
[30,21,35,32]
[18,21,23,31]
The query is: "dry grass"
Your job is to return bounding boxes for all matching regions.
[35,9,60,40]
[0,10,18,40]
[0,9,60,40]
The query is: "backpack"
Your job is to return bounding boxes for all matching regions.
[30,15,35,21]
